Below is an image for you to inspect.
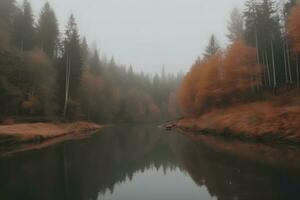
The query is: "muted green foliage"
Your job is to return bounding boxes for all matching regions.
[0,1,182,123]
[243,0,299,87]
[203,35,220,59]
[11,0,35,50]
[36,2,59,59]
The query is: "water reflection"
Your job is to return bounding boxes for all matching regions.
[0,124,300,200]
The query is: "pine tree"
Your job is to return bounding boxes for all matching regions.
[62,14,83,117]
[80,37,89,66]
[0,0,16,48]
[227,7,244,42]
[89,49,101,75]
[244,0,258,46]
[36,2,59,59]
[0,0,16,25]
[244,0,282,87]
[203,34,220,58]
[11,0,35,50]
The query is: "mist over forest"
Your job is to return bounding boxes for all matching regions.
[1,0,300,137]
[2,1,300,200]
[178,0,300,141]
[0,0,183,123]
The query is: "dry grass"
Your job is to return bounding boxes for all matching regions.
[176,100,300,142]
[0,121,102,141]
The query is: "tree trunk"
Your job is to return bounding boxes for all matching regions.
[271,40,277,89]
[63,55,71,118]
[254,26,261,92]
[286,42,293,85]
[283,41,289,85]
[296,54,299,87]
[262,53,267,87]
[265,52,271,88]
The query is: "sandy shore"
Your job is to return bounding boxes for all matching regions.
[0,121,103,146]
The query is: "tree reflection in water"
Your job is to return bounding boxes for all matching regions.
[0,124,300,200]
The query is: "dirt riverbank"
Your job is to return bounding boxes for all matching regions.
[0,121,103,147]
[169,102,300,144]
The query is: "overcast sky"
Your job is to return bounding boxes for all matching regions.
[21,0,247,74]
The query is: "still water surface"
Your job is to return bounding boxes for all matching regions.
[0,124,300,200]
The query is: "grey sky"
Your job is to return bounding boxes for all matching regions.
[22,0,246,74]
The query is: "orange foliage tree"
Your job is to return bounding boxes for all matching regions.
[179,41,261,116]
[289,4,300,53]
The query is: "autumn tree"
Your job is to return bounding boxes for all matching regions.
[284,0,298,17]
[21,49,57,116]
[289,4,300,54]
[0,0,182,122]
[289,2,300,86]
[0,48,57,117]
[179,41,261,115]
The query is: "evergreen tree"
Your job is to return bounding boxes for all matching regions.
[11,0,35,50]
[61,14,83,117]
[227,7,244,42]
[244,0,259,47]
[0,0,16,25]
[80,37,89,66]
[244,0,281,51]
[89,49,101,75]
[203,34,220,58]
[244,0,283,87]
[0,0,16,48]
[36,2,59,59]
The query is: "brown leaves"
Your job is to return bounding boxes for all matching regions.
[288,4,300,53]
[179,41,262,116]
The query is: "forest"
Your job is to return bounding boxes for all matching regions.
[178,0,300,140]
[1,0,300,135]
[2,1,300,199]
[0,0,183,123]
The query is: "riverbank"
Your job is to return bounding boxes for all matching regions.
[171,102,300,144]
[0,121,103,147]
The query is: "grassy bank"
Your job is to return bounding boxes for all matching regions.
[0,122,103,147]
[173,102,300,144]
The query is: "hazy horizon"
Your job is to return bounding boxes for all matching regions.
[19,0,246,74]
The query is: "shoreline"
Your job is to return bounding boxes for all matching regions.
[0,121,103,148]
[166,102,300,144]
[172,125,300,146]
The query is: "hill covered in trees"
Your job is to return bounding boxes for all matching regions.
[176,0,300,142]
[0,0,183,123]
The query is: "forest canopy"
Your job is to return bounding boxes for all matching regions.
[179,0,300,116]
[179,41,261,115]
[0,0,183,123]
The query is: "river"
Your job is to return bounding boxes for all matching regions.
[0,124,300,200]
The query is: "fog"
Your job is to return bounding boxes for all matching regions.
[19,0,246,73]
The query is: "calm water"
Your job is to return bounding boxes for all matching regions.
[1,124,300,200]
